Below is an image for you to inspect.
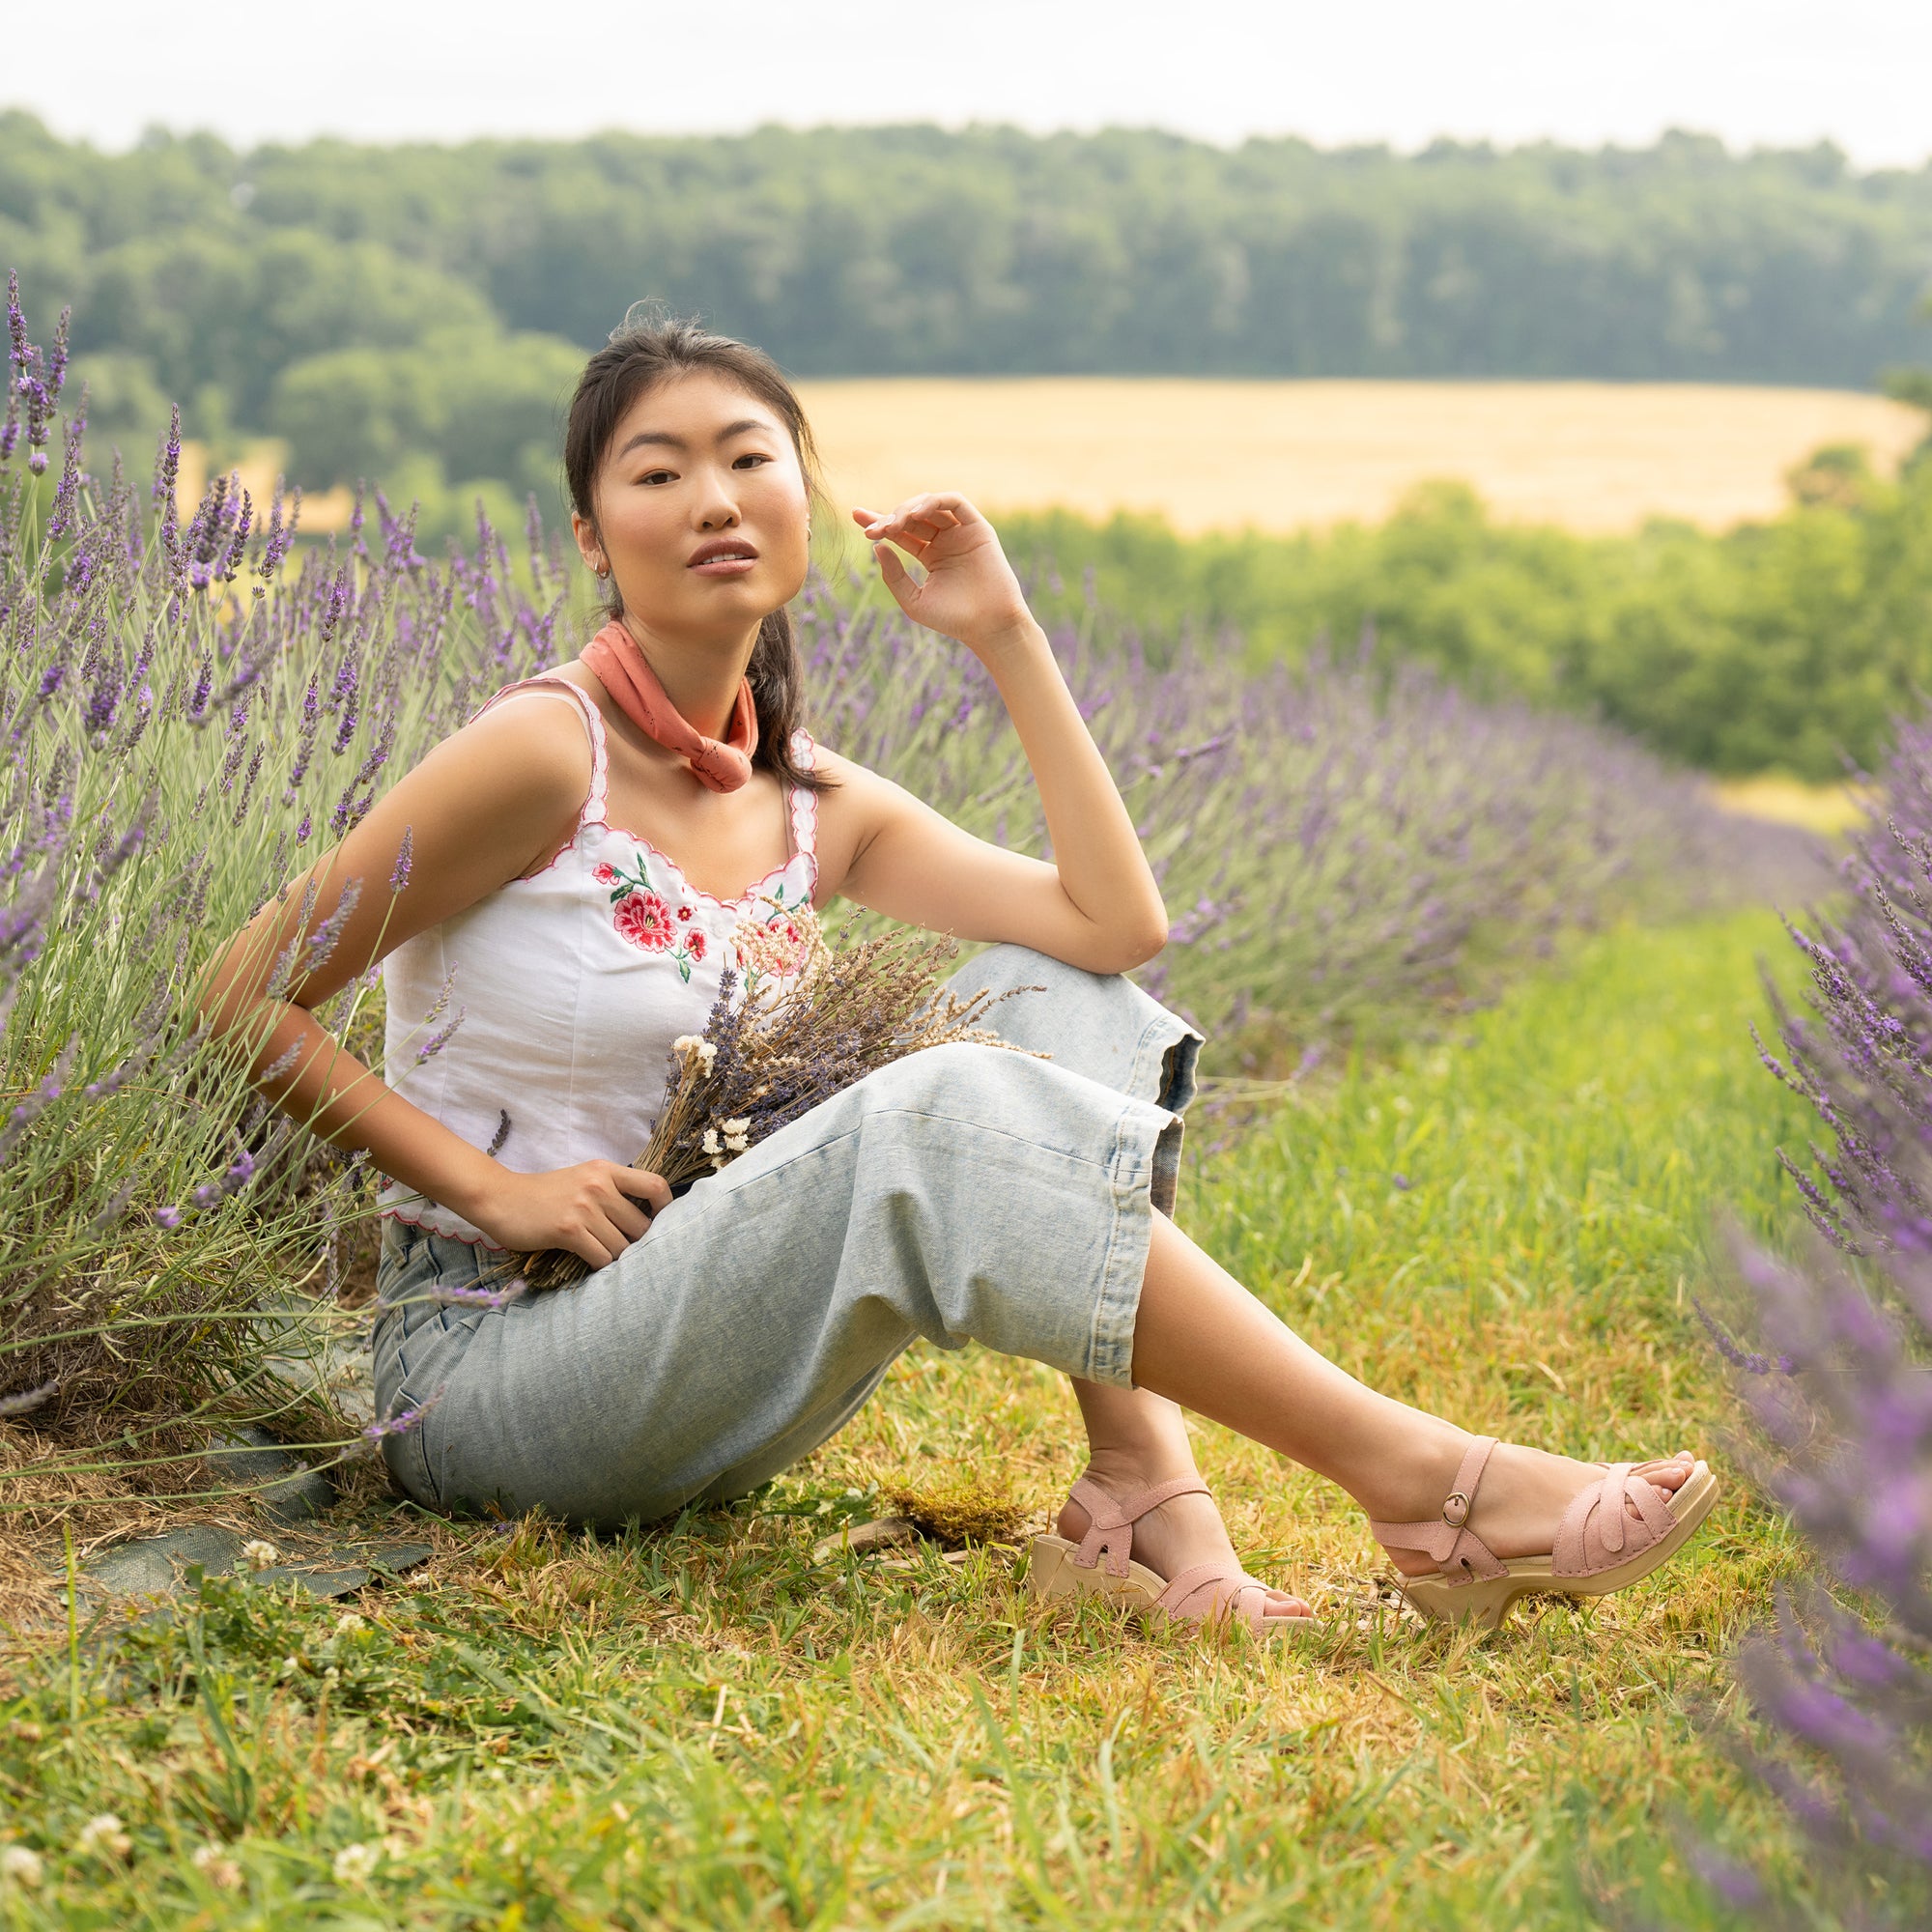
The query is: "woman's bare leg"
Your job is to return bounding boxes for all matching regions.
[1130,1214,1690,1574]
[1064,1379,1312,1617]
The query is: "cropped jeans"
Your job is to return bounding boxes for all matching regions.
[370,946,1202,1527]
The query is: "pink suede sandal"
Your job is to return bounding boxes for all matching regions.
[1026,1474,1318,1634]
[1372,1437,1719,1632]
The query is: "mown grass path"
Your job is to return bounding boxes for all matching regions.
[1,911,1818,1928]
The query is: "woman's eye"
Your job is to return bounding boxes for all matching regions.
[733,452,773,469]
[639,469,675,487]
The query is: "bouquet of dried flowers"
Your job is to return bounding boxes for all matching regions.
[512,905,1036,1293]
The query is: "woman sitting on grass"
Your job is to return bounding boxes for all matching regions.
[202,314,1715,1634]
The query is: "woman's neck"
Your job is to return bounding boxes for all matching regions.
[613,612,757,742]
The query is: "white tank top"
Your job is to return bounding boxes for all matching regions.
[377,673,821,1247]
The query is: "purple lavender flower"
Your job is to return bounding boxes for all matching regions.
[417,1008,467,1063]
[152,1206,183,1232]
[430,1275,526,1311]
[363,1386,441,1442]
[389,825,413,895]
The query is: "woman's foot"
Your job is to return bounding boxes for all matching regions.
[1367,1434,1695,1579]
[1057,1450,1314,1621]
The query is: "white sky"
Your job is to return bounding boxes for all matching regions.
[8,0,1930,169]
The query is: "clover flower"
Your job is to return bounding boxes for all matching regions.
[191,1844,242,1889]
[74,1814,130,1860]
[0,1845,43,1889]
[331,1843,380,1884]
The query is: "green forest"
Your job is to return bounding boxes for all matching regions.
[8,112,1932,496]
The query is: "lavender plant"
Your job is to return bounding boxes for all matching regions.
[0,281,570,1483]
[1686,726,1932,1927]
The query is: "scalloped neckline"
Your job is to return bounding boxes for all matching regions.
[594,819,811,914]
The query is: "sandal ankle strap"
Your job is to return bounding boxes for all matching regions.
[1067,1473,1212,1578]
[1368,1435,1508,1581]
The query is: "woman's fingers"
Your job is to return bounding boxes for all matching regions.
[853,494,970,546]
[874,542,916,601]
[611,1165,672,1216]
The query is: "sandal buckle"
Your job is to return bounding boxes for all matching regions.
[1441,1491,1471,1528]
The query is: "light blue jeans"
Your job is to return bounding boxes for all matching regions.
[370,946,1202,1527]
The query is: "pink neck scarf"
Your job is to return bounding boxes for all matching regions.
[581,621,759,794]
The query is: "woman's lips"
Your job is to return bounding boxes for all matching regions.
[688,540,758,576]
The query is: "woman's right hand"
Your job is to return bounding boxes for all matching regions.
[469,1162,672,1268]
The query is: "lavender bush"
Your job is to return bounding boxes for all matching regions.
[0,280,569,1473]
[0,276,1801,1475]
[1689,728,1932,1926]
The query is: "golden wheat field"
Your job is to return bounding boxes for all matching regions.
[796,377,1925,537]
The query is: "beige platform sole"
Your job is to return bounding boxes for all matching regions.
[1390,1462,1721,1632]
[1026,1534,1166,1615]
[1025,1535,1318,1631]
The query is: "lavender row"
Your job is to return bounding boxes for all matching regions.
[793,579,1811,1064]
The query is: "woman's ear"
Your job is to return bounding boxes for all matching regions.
[570,509,608,577]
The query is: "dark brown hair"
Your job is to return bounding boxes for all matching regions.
[563,310,832,794]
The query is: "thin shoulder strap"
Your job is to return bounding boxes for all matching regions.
[474,675,610,829]
[787,729,819,880]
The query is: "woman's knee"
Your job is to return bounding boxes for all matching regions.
[863,1039,1030,1118]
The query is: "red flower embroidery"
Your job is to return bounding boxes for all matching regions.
[592,861,618,886]
[613,891,675,951]
[676,904,694,921]
[684,926,708,963]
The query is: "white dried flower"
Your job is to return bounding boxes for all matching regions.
[75,1813,131,1859]
[672,1034,717,1070]
[240,1539,280,1571]
[0,1846,43,1889]
[332,1841,380,1884]
[721,1117,750,1136]
[191,1843,242,1889]
[701,1127,721,1156]
[334,1611,366,1634]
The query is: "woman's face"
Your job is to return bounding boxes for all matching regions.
[574,368,812,645]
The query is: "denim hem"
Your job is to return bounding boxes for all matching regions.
[1082,1099,1163,1388]
[1129,1005,1203,1218]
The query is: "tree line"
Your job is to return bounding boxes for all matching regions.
[5,112,1932,498]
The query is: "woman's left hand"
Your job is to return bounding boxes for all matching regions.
[853,495,1035,658]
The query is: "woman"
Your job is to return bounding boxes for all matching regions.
[203,315,1715,1635]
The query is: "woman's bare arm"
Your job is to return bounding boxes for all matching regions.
[198,695,668,1264]
[816,494,1168,972]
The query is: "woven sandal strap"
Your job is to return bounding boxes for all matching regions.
[1367,1435,1506,1578]
[1067,1474,1212,1577]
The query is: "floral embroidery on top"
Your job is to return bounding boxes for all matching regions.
[597,855,707,982]
[730,880,814,992]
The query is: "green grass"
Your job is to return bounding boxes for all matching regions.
[0,911,1826,1928]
